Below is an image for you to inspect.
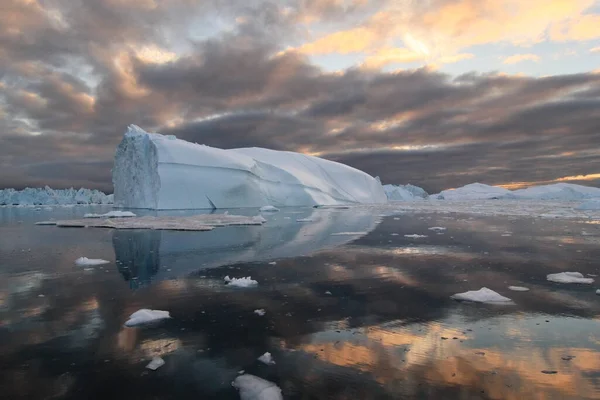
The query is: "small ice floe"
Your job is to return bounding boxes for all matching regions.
[325,291,332,295]
[450,287,514,304]
[254,309,266,316]
[259,205,280,212]
[508,286,530,292]
[391,233,399,236]
[224,276,258,288]
[74,257,110,266]
[501,234,512,237]
[124,309,171,327]
[146,357,165,371]
[268,262,277,265]
[296,218,313,222]
[546,272,594,284]
[428,227,447,231]
[83,211,137,218]
[331,231,368,236]
[232,374,283,400]
[35,221,57,225]
[257,352,276,365]
[595,289,600,295]
[404,234,428,238]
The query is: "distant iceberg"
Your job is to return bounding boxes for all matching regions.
[383,184,428,201]
[113,125,387,209]
[431,182,600,201]
[432,183,513,200]
[0,186,113,206]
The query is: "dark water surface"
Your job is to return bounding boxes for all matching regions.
[1,205,600,399]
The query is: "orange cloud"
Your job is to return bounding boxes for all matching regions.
[503,53,540,64]
[438,53,475,64]
[362,47,425,69]
[550,13,600,41]
[498,173,600,189]
[297,27,380,54]
[590,46,600,53]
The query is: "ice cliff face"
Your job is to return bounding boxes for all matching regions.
[112,125,387,209]
[0,186,113,206]
[384,184,429,201]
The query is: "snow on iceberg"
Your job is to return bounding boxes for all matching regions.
[83,211,137,218]
[232,374,283,400]
[74,257,110,266]
[450,287,514,304]
[0,186,113,206]
[546,272,594,284]
[112,125,387,209]
[124,309,171,327]
[433,183,513,200]
[384,184,429,201]
[224,276,258,287]
[512,183,600,200]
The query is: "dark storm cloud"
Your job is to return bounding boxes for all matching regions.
[0,0,599,192]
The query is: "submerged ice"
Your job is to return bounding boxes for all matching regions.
[113,125,387,209]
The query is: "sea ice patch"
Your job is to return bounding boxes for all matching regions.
[404,234,428,238]
[146,357,165,371]
[254,309,266,316]
[451,287,514,304]
[124,309,171,327]
[428,227,447,231]
[546,272,594,284]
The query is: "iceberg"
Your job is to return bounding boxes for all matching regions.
[112,125,387,209]
[383,184,428,201]
[74,257,110,266]
[512,183,600,200]
[577,199,600,210]
[0,186,113,206]
[224,276,258,288]
[257,352,275,365]
[433,183,513,200]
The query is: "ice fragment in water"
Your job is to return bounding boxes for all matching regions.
[83,211,137,218]
[224,276,258,288]
[146,357,165,370]
[259,205,280,212]
[125,309,171,327]
[257,352,275,365]
[508,286,530,292]
[254,309,266,316]
[232,374,283,400]
[546,272,594,284]
[450,287,513,304]
[404,234,428,238]
[74,257,110,266]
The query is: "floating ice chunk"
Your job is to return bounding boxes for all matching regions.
[404,234,428,238]
[254,309,266,316]
[428,227,446,231]
[257,352,275,365]
[54,214,266,231]
[84,211,137,218]
[296,218,313,222]
[35,221,57,225]
[451,287,513,304]
[74,257,110,266]
[124,309,171,327]
[596,289,600,295]
[433,183,513,200]
[259,205,280,212]
[546,272,594,284]
[232,374,283,400]
[146,357,165,370]
[508,286,530,292]
[224,276,258,288]
[331,231,369,236]
[384,184,429,201]
[325,291,332,295]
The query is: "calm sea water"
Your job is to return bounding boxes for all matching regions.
[1,205,600,399]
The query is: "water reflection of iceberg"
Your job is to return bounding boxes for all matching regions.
[113,208,381,288]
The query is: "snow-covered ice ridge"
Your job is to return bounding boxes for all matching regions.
[0,186,113,206]
[113,125,387,209]
[433,182,600,201]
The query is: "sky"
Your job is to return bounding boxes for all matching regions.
[0,0,599,194]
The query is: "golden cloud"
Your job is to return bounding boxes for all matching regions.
[503,53,541,64]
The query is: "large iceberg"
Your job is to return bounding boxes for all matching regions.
[432,183,513,200]
[0,186,113,206]
[383,184,428,201]
[113,125,387,209]
[511,183,600,200]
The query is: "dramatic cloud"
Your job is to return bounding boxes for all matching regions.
[0,0,599,192]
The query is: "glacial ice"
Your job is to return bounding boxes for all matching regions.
[0,186,113,206]
[254,309,266,316]
[384,184,429,201]
[433,183,513,200]
[224,276,258,287]
[450,287,514,304]
[404,234,428,238]
[146,357,165,370]
[577,199,600,210]
[508,286,530,292]
[124,309,171,327]
[257,352,276,365]
[232,374,283,400]
[112,125,387,209]
[546,272,594,284]
[432,182,600,201]
[259,205,280,212]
